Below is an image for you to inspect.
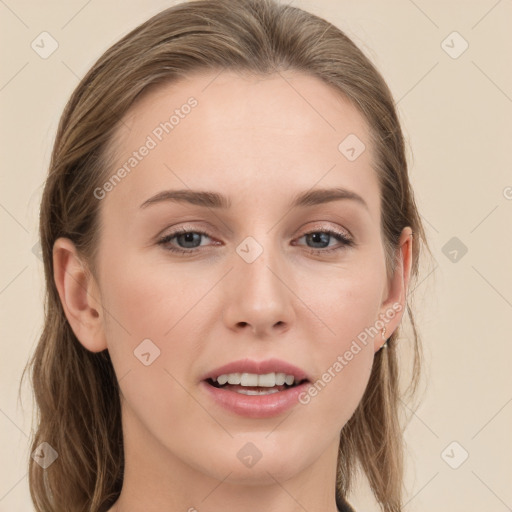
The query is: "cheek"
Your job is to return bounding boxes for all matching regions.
[99,251,194,337]
[96,252,173,372]
[103,268,166,338]
[97,258,202,431]
[98,252,211,380]
[302,261,384,345]
[296,267,383,422]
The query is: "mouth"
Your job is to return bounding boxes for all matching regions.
[205,373,310,395]
[200,360,312,417]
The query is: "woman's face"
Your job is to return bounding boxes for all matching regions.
[70,70,410,489]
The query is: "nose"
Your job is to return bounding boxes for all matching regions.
[222,241,296,338]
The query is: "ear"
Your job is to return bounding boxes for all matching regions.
[374,227,413,352]
[53,237,108,353]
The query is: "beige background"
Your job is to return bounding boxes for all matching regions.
[1,0,511,510]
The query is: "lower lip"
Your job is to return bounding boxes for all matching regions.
[200,380,310,418]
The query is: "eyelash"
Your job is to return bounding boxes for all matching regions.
[157,226,354,256]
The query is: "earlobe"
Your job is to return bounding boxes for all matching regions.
[52,237,108,353]
[374,227,414,353]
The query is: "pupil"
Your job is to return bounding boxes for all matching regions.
[179,232,200,248]
[308,232,329,248]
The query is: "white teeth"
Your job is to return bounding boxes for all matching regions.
[227,373,241,385]
[275,372,286,385]
[284,374,295,386]
[240,373,259,386]
[234,388,281,395]
[213,372,298,387]
[216,374,228,385]
[256,373,275,387]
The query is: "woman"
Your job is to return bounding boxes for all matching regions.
[22,0,430,510]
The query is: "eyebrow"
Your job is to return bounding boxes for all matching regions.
[140,187,369,211]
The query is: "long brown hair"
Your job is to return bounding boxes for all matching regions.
[20,0,431,510]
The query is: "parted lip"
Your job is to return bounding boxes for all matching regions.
[201,358,310,382]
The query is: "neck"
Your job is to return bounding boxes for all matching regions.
[108,402,341,512]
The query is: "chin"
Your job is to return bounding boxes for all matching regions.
[197,439,313,483]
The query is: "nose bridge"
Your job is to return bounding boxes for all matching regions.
[222,229,295,334]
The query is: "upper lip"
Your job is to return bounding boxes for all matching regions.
[201,358,310,382]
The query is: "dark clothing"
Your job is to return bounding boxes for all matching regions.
[336,494,356,512]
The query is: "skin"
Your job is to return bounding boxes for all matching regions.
[53,70,412,512]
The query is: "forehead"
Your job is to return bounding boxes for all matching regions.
[103,69,380,220]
